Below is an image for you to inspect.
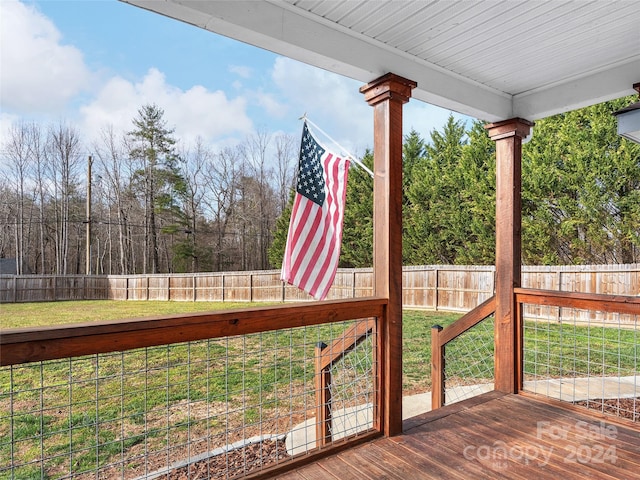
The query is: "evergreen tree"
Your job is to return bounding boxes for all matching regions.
[522,97,640,264]
[128,104,186,273]
[405,115,468,264]
[341,151,374,267]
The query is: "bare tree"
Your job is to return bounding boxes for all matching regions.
[47,122,82,275]
[179,137,211,272]
[274,133,296,215]
[3,122,32,273]
[202,146,240,271]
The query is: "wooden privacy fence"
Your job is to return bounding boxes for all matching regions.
[1,264,638,312]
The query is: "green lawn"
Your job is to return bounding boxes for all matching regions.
[0,300,276,329]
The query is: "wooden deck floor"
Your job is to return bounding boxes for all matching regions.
[276,391,640,480]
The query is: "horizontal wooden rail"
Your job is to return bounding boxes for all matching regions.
[319,318,377,371]
[0,297,387,366]
[514,288,640,315]
[431,296,496,410]
[437,296,496,345]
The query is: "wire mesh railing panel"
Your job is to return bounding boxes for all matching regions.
[443,316,495,405]
[522,304,639,422]
[328,333,375,441]
[0,318,378,479]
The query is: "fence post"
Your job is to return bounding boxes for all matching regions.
[434,268,439,311]
[193,275,197,302]
[221,274,225,302]
[315,342,331,448]
[352,270,357,298]
[249,273,253,302]
[431,325,444,409]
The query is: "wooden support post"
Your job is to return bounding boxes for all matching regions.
[361,73,416,436]
[315,342,331,448]
[431,325,444,409]
[486,118,533,393]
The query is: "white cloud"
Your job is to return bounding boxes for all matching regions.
[271,57,372,154]
[271,57,472,152]
[255,92,286,119]
[80,68,253,146]
[229,65,252,79]
[0,0,91,113]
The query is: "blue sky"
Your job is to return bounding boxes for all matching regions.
[1,0,468,158]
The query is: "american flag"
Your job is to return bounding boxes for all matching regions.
[281,122,350,300]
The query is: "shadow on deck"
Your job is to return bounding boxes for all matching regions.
[277,391,640,479]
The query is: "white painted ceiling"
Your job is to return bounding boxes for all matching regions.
[123,0,640,121]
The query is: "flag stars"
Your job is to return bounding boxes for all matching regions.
[296,123,326,207]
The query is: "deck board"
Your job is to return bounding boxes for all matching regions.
[277,392,640,479]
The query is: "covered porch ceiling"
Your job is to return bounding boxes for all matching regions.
[122,0,640,122]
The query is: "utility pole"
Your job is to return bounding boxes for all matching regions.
[86,156,92,275]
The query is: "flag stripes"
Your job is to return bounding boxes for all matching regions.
[281,123,350,300]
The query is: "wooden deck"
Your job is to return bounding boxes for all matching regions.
[277,391,640,479]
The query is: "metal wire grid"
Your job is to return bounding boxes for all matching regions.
[522,305,638,422]
[0,318,377,479]
[328,333,375,441]
[442,316,495,406]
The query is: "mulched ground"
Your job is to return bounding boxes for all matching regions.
[574,397,640,422]
[164,439,290,480]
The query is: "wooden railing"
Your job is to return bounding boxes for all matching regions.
[513,288,640,314]
[314,318,376,447]
[0,298,388,478]
[430,296,496,409]
[1,299,385,366]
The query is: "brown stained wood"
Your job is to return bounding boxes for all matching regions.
[395,432,514,480]
[318,318,376,370]
[361,72,416,437]
[336,442,409,479]
[509,393,640,452]
[312,454,375,480]
[430,325,444,409]
[514,288,640,315]
[282,393,640,480]
[403,390,507,432]
[486,118,533,394]
[454,399,638,479]
[268,470,308,480]
[0,297,386,366]
[350,441,439,479]
[315,343,332,448]
[438,295,496,345]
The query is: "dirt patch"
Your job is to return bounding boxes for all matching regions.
[574,397,639,422]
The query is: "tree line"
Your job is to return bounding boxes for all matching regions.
[1,105,296,275]
[2,97,639,276]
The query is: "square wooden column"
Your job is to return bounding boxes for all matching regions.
[360,73,416,436]
[486,118,533,393]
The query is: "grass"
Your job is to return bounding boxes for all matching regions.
[0,301,637,478]
[0,300,276,329]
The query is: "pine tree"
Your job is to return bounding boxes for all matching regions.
[128,104,186,273]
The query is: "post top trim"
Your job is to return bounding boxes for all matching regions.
[485,117,534,140]
[360,72,417,106]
